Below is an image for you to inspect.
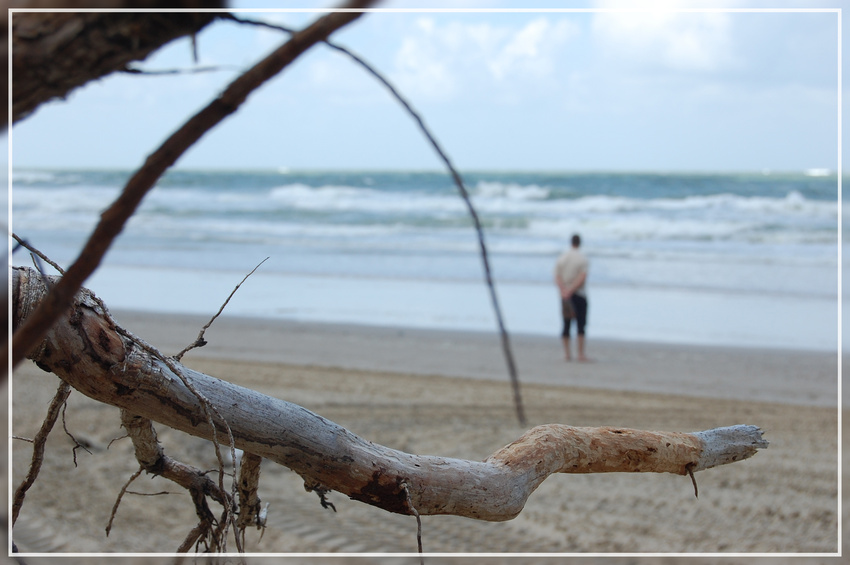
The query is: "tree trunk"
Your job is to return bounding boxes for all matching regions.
[11,266,768,521]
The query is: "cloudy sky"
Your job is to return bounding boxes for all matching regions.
[7,0,843,173]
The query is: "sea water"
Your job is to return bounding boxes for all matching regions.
[10,169,841,351]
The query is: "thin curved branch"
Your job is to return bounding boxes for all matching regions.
[7,5,374,371]
[323,38,527,425]
[119,410,230,509]
[12,234,65,275]
[106,466,144,537]
[174,257,268,361]
[12,379,72,525]
[121,64,242,76]
[118,410,235,551]
[12,267,769,523]
[223,12,527,427]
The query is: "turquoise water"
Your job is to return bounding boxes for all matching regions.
[11,169,841,350]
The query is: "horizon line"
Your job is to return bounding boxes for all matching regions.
[7,165,840,177]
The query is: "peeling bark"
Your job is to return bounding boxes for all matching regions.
[236,452,263,530]
[12,267,769,522]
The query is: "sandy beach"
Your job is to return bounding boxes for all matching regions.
[7,310,844,559]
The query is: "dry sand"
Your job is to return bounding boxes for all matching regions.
[5,310,845,561]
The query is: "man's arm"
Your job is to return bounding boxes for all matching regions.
[562,270,587,298]
[554,270,569,298]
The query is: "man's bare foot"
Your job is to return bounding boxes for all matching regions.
[577,356,593,363]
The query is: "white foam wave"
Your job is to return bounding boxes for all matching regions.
[12,185,120,223]
[12,182,837,255]
[473,181,550,200]
[12,170,58,183]
[129,215,411,241]
[528,216,742,242]
[543,191,835,217]
[269,184,467,214]
[15,180,835,223]
[805,168,832,177]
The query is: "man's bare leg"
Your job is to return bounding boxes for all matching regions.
[577,334,589,362]
[562,337,572,361]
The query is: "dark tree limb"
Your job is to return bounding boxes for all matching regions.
[8,5,225,126]
[6,5,374,371]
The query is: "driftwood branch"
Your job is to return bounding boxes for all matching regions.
[236,451,265,548]
[12,266,769,523]
[114,320,240,526]
[118,409,233,551]
[119,410,230,508]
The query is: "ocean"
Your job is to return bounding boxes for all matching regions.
[10,169,841,352]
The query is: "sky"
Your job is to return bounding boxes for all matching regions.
[6,0,844,173]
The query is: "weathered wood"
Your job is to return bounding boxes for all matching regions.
[12,267,768,522]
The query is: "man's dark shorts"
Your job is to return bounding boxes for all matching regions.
[561,295,587,337]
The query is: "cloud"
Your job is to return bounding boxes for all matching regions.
[392,16,579,101]
[591,1,735,73]
[393,18,458,99]
[488,18,575,80]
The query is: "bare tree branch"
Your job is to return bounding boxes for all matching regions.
[120,64,242,76]
[12,234,65,275]
[12,266,769,524]
[60,401,92,466]
[401,481,424,559]
[118,409,236,551]
[235,451,264,548]
[119,410,230,508]
[224,13,528,426]
[109,307,242,549]
[6,6,373,373]
[114,323,240,521]
[106,466,143,538]
[174,257,268,361]
[12,379,72,525]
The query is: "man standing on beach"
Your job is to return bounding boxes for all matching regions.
[555,234,589,362]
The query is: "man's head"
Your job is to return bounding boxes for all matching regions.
[571,234,581,248]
